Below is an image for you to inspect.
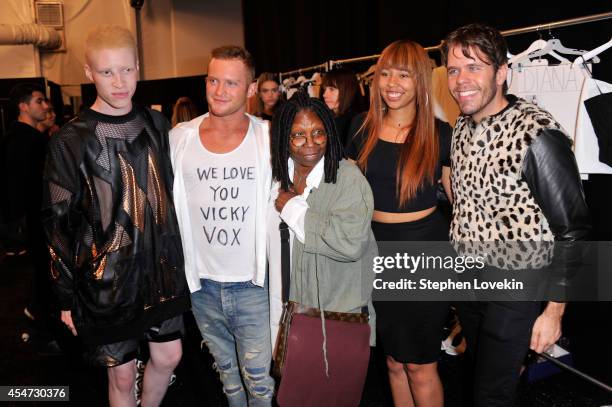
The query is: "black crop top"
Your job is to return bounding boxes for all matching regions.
[345,113,452,213]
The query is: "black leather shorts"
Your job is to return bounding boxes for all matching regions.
[85,315,184,367]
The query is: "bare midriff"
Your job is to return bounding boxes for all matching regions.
[372,206,436,223]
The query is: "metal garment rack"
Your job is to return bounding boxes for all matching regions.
[278,62,329,85]
[277,11,612,76]
[329,44,442,70]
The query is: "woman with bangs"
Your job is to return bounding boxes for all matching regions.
[346,40,452,406]
[321,68,360,146]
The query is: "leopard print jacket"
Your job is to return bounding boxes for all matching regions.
[450,96,568,269]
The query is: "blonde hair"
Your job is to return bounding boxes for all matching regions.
[85,24,137,63]
[211,46,255,83]
[171,97,199,127]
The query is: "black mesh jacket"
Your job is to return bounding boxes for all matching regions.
[42,106,190,345]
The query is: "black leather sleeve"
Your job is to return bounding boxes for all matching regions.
[42,123,84,310]
[523,129,592,300]
[522,129,591,241]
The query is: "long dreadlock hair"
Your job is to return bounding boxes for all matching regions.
[271,91,343,191]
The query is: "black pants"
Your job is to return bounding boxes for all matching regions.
[26,230,64,343]
[455,301,541,407]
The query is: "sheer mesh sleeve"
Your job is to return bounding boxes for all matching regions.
[42,125,83,310]
[146,108,173,176]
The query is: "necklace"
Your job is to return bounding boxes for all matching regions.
[384,113,413,129]
[292,170,308,190]
[382,118,412,143]
[393,126,412,143]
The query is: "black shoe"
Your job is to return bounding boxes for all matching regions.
[36,339,63,356]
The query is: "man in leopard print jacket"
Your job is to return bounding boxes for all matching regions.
[442,24,590,406]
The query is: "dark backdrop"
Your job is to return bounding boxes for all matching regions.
[243,1,611,81]
[81,75,207,120]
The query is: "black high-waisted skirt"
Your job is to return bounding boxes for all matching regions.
[372,209,451,364]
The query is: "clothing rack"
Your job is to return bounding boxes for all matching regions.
[329,45,441,70]
[278,62,329,84]
[501,11,612,37]
[278,11,612,75]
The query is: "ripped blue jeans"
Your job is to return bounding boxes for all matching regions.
[191,279,274,406]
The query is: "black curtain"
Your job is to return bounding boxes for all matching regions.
[243,1,611,82]
[243,0,377,75]
[81,75,207,120]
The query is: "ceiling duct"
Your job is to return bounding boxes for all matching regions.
[0,23,62,49]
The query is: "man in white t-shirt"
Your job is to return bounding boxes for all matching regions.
[169,46,274,406]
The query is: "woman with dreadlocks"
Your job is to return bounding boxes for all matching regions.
[267,92,377,406]
[346,40,453,407]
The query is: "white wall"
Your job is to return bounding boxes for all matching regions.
[0,0,244,96]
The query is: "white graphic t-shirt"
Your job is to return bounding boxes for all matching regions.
[182,128,257,282]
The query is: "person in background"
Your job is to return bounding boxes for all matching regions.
[346,40,453,407]
[171,96,199,128]
[37,100,60,138]
[321,68,360,147]
[255,72,282,121]
[0,83,61,354]
[1,84,49,237]
[1,84,49,250]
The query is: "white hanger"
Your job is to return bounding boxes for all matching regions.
[282,77,296,88]
[572,36,612,68]
[508,39,549,66]
[510,38,571,65]
[528,38,599,63]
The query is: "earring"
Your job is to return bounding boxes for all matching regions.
[425,93,429,107]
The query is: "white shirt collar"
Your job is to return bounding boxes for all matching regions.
[288,156,325,190]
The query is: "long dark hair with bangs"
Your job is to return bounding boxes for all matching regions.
[321,68,358,116]
[356,40,438,209]
[271,91,343,191]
